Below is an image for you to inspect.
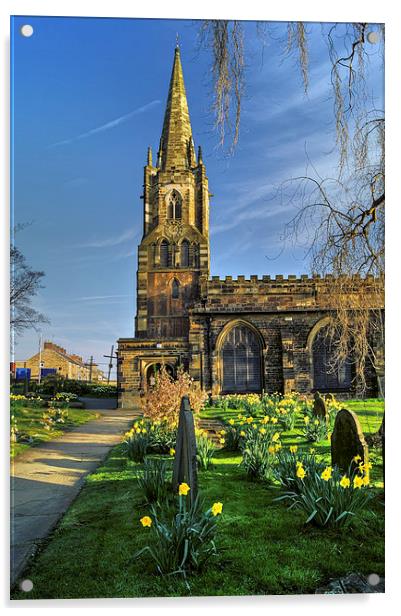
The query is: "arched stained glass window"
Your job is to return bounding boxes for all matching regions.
[167,190,182,219]
[160,240,171,267]
[172,278,180,299]
[180,240,190,267]
[312,326,353,391]
[221,325,262,393]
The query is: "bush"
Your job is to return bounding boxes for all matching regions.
[133,486,223,580]
[123,424,149,463]
[137,458,171,506]
[273,448,326,493]
[240,425,280,481]
[147,420,177,454]
[196,433,216,470]
[301,414,328,442]
[141,366,208,427]
[41,407,69,430]
[276,462,374,528]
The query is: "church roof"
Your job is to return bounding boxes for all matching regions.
[158,46,196,170]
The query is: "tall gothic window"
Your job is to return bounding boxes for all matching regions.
[160,240,171,267]
[172,278,180,299]
[312,326,353,391]
[180,239,190,267]
[167,190,182,219]
[221,325,262,393]
[191,244,200,268]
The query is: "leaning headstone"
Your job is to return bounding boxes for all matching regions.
[313,392,328,421]
[172,396,198,505]
[331,408,369,474]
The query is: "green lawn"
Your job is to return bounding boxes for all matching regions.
[11,405,100,458]
[12,399,384,599]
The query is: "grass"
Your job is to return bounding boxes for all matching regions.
[10,404,99,458]
[11,399,384,599]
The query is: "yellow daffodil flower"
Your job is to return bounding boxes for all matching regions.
[271,417,278,424]
[140,516,152,527]
[353,475,364,489]
[169,448,175,456]
[304,416,310,424]
[178,483,190,496]
[290,445,298,454]
[353,455,362,463]
[321,466,332,481]
[240,430,246,437]
[296,465,306,480]
[211,502,223,516]
[272,432,280,442]
[340,475,350,488]
[259,427,267,435]
[219,438,225,445]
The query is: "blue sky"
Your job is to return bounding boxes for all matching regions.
[11,16,384,374]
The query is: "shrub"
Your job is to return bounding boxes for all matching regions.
[276,462,374,528]
[123,424,149,463]
[141,366,208,427]
[41,407,69,430]
[133,485,222,580]
[273,448,326,493]
[137,458,171,506]
[240,425,280,481]
[301,414,328,442]
[147,420,177,454]
[196,433,216,470]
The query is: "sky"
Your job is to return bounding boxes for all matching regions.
[10,16,384,375]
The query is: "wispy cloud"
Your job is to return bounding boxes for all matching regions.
[76,294,131,302]
[80,227,139,248]
[50,100,161,147]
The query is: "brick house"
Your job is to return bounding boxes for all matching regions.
[117,46,383,408]
[16,342,104,381]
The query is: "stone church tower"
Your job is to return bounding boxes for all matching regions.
[135,45,210,341]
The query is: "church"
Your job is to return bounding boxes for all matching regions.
[117,46,379,408]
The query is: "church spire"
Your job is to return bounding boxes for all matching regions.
[158,46,196,170]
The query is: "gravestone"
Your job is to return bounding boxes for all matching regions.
[331,408,369,474]
[313,392,328,421]
[172,396,198,504]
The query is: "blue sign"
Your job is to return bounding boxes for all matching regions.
[16,368,31,381]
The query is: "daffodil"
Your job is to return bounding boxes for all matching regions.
[353,454,362,463]
[321,466,332,481]
[261,416,270,424]
[220,429,226,436]
[304,416,310,425]
[272,432,280,442]
[140,516,152,527]
[268,445,276,455]
[314,419,320,426]
[271,417,278,424]
[309,448,315,454]
[211,502,223,516]
[246,417,254,424]
[219,438,225,445]
[296,465,306,480]
[259,427,267,435]
[340,475,350,488]
[169,448,175,456]
[178,482,190,496]
[353,475,364,489]
[240,430,246,437]
[289,445,298,454]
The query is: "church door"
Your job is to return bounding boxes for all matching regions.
[221,325,262,393]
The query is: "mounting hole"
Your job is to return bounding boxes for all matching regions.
[367,573,380,586]
[20,24,34,38]
[367,31,379,44]
[19,579,33,592]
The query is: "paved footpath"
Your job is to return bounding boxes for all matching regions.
[10,407,141,588]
